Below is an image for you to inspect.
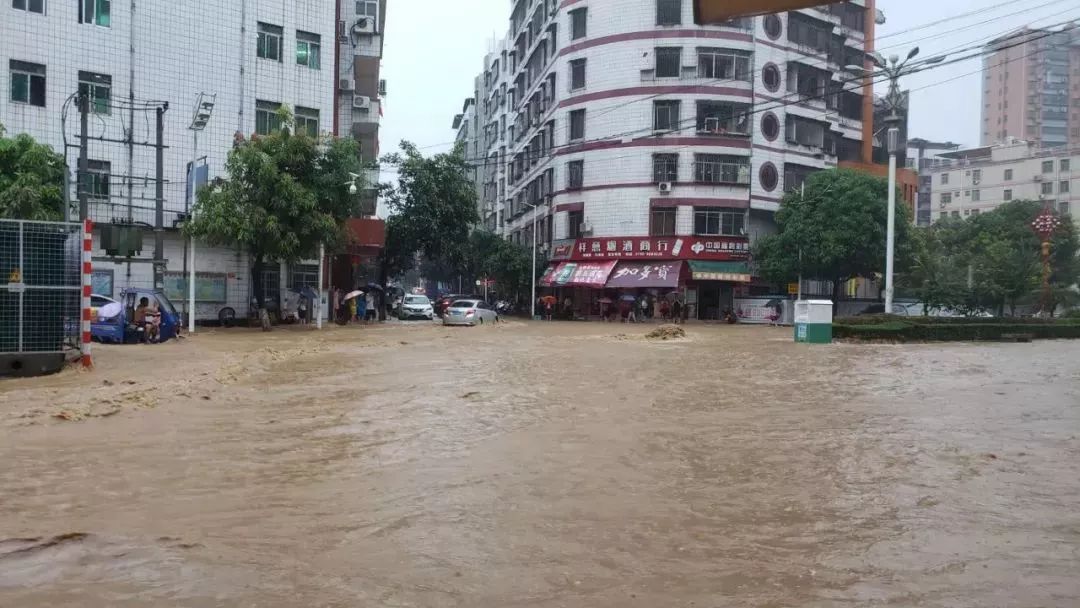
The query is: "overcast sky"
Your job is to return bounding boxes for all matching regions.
[378,0,1080,159]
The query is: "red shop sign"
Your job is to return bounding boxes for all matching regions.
[566,236,749,261]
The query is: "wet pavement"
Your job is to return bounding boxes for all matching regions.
[1,321,1078,607]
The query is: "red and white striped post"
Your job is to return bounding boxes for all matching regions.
[81,220,94,369]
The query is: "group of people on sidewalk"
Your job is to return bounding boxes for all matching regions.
[604,295,684,324]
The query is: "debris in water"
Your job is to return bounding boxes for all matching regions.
[645,325,686,340]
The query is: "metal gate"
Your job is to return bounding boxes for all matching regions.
[1,219,84,375]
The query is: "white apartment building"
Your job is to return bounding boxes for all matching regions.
[1,0,361,321]
[458,0,873,318]
[924,139,1078,223]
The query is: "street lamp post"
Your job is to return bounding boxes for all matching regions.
[1032,206,1062,316]
[525,201,539,319]
[186,93,216,334]
[847,48,943,314]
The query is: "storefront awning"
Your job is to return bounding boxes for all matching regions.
[539,261,617,287]
[688,260,752,283]
[605,261,684,289]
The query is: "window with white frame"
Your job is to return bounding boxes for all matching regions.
[296,31,321,69]
[12,0,45,14]
[295,106,320,137]
[693,207,745,236]
[653,100,680,131]
[696,100,750,135]
[1004,168,1012,180]
[356,1,378,18]
[697,48,751,81]
[82,160,110,200]
[1042,181,1054,195]
[971,189,980,202]
[940,172,949,184]
[257,22,284,62]
[255,100,283,135]
[79,0,109,26]
[653,153,678,183]
[1061,159,1071,172]
[1042,160,1054,173]
[78,71,111,115]
[1004,189,1012,201]
[567,160,584,189]
[940,192,952,204]
[9,60,46,106]
[1060,180,1070,193]
[693,154,750,185]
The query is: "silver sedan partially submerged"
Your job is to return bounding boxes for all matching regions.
[442,299,498,326]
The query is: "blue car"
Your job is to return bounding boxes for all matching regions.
[91,289,181,344]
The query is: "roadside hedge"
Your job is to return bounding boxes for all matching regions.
[836,314,1080,326]
[834,320,1080,342]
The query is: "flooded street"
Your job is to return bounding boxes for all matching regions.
[1,322,1078,607]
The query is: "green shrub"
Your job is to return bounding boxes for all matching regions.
[836,314,1080,326]
[834,321,1080,342]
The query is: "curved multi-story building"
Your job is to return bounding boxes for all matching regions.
[456,0,875,319]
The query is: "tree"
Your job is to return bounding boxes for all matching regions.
[754,168,913,301]
[185,108,364,329]
[900,200,1079,316]
[0,124,66,221]
[378,141,479,287]
[463,229,538,298]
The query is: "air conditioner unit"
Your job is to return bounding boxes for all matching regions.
[658,181,673,194]
[339,78,354,91]
[351,17,376,36]
[939,201,948,209]
[580,222,593,235]
[352,95,372,110]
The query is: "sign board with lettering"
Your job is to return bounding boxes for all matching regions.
[564,236,750,261]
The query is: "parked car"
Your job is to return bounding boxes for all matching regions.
[397,294,434,320]
[434,293,477,318]
[443,299,498,326]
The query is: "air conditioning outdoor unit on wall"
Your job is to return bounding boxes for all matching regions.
[658,181,673,193]
[353,95,371,110]
[339,79,354,91]
[352,17,375,36]
[581,222,593,235]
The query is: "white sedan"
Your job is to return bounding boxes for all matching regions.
[397,295,434,320]
[442,299,498,326]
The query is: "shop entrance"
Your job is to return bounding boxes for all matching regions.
[697,283,734,320]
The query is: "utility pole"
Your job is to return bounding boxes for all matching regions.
[187,94,215,333]
[154,104,167,290]
[77,92,89,222]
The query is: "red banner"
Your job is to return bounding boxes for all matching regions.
[556,236,749,261]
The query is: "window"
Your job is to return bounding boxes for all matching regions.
[568,210,585,238]
[1004,168,1013,180]
[1060,180,1070,193]
[656,0,681,25]
[255,100,283,135]
[693,207,745,236]
[569,58,586,91]
[785,115,826,148]
[940,192,952,204]
[655,47,682,78]
[12,0,45,14]
[81,160,110,200]
[1060,201,1070,215]
[569,109,585,140]
[257,22,284,62]
[951,210,960,218]
[78,71,110,115]
[296,31,321,69]
[971,209,980,216]
[1062,159,1071,172]
[697,48,751,81]
[569,7,586,40]
[653,153,678,183]
[762,63,781,91]
[290,264,319,291]
[651,208,677,236]
[1042,160,1054,173]
[1004,189,1013,201]
[1042,181,1054,195]
[79,0,109,26]
[940,173,949,185]
[9,60,45,106]
[971,169,981,183]
[295,106,320,137]
[693,154,750,185]
[567,160,584,189]
[653,100,680,131]
[971,189,980,202]
[696,101,750,135]
[356,1,378,17]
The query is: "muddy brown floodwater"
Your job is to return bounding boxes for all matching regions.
[1,322,1079,607]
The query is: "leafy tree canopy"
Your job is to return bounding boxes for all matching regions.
[0,124,66,221]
